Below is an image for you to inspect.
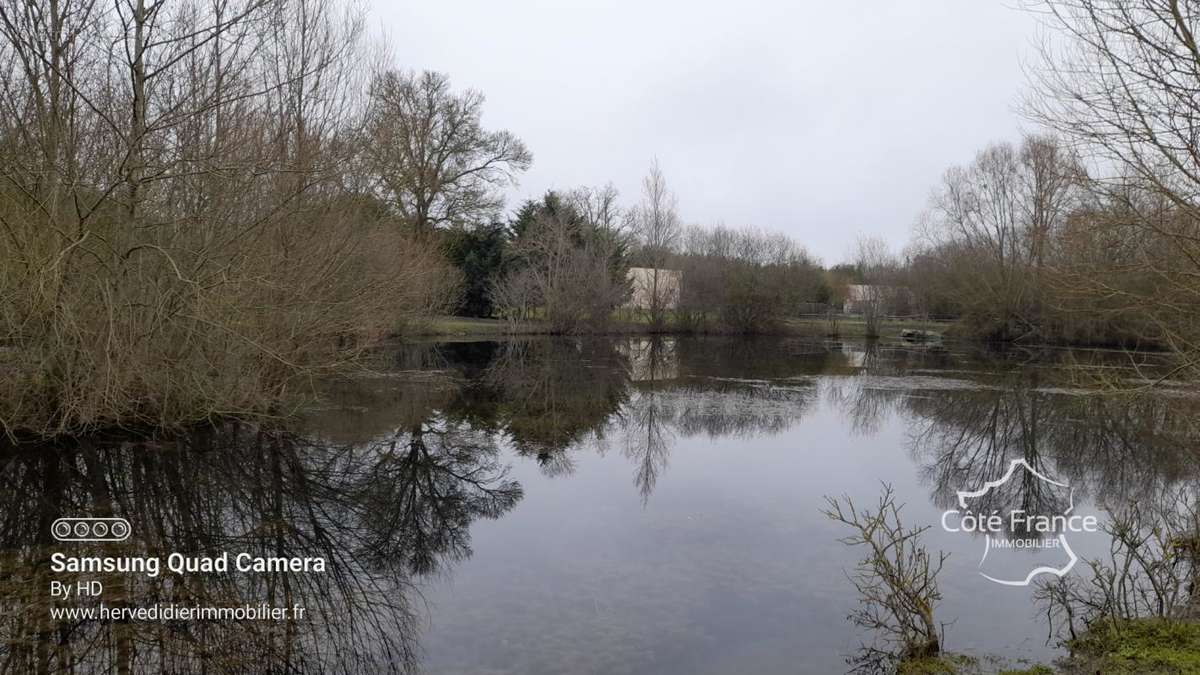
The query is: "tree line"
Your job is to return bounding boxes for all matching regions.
[444,162,829,335]
[883,1,1200,363]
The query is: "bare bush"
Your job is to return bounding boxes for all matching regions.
[1036,486,1200,643]
[822,484,947,671]
[494,207,627,334]
[677,224,823,333]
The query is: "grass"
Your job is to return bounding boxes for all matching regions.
[897,653,978,674]
[881,621,1200,675]
[1064,618,1200,674]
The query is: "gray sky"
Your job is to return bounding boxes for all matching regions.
[371,1,1040,264]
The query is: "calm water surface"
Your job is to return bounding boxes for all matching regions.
[2,337,1194,673]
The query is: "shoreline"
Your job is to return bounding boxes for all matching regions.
[405,316,1167,353]
[408,315,955,341]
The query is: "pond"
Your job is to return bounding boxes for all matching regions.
[2,337,1195,673]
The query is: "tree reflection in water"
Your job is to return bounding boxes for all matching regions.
[615,337,823,502]
[357,420,522,575]
[350,338,1198,516]
[0,419,521,673]
[907,373,1199,515]
[825,347,1200,536]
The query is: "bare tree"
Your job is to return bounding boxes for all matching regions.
[569,182,632,283]
[490,268,538,328]
[853,235,896,338]
[632,159,682,329]
[363,70,532,232]
[1026,1,1200,213]
[569,183,628,237]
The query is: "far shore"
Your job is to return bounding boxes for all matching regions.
[409,315,954,340]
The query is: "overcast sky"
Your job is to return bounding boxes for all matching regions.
[370,1,1041,264]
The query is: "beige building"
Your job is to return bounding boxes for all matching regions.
[842,284,878,314]
[843,284,913,315]
[626,267,682,311]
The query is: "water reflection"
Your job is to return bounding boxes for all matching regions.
[356,420,522,576]
[901,370,1199,515]
[1,337,1197,673]
[910,372,1074,535]
[349,337,1199,521]
[348,338,1200,486]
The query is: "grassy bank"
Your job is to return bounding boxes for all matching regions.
[1063,619,1200,674]
[883,619,1200,674]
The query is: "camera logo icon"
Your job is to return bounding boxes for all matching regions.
[52,518,131,542]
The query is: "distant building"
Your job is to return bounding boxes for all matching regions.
[626,267,682,311]
[843,284,913,315]
[842,285,875,314]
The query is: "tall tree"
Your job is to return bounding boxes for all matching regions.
[632,159,682,329]
[364,70,532,232]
